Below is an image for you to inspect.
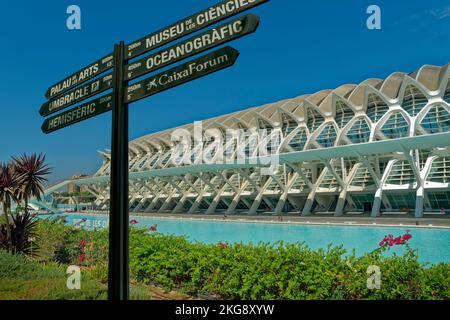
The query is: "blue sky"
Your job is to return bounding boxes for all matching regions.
[1,0,450,183]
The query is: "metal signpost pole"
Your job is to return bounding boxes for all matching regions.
[108,41,129,300]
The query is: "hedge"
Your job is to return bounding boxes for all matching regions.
[20,220,450,299]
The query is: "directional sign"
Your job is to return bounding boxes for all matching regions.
[40,73,113,117]
[45,54,114,100]
[41,93,113,134]
[39,0,270,301]
[126,46,239,103]
[126,0,269,59]
[125,14,259,81]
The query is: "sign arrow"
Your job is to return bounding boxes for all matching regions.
[43,0,268,99]
[41,93,113,134]
[45,54,114,100]
[126,0,269,60]
[126,46,239,104]
[125,14,259,81]
[40,72,113,117]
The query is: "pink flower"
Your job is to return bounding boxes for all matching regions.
[217,242,228,248]
[129,219,139,225]
[379,233,412,248]
[149,225,157,232]
[402,233,412,241]
[393,236,403,245]
[79,239,87,248]
[79,254,86,263]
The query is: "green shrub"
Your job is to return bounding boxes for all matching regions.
[12,220,450,300]
[0,250,39,279]
[130,234,450,300]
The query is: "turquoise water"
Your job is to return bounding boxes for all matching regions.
[39,213,450,264]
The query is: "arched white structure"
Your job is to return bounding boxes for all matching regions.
[44,63,450,217]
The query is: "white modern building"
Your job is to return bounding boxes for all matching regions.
[35,63,450,218]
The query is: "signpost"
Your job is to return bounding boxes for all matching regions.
[109,41,129,300]
[126,0,268,59]
[126,47,239,103]
[40,73,113,117]
[45,54,114,99]
[41,93,113,134]
[39,0,269,300]
[125,14,259,81]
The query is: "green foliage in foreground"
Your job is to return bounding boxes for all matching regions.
[0,250,154,300]
[3,220,450,300]
[130,234,450,300]
[0,250,107,300]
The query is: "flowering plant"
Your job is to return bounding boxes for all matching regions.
[77,237,96,266]
[79,239,87,248]
[377,232,412,252]
[217,242,228,248]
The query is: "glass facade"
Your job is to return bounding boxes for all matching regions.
[281,113,298,137]
[386,192,416,210]
[419,150,431,170]
[346,118,371,144]
[367,93,389,123]
[319,164,342,189]
[386,160,415,185]
[316,123,337,148]
[428,192,450,210]
[381,112,409,139]
[288,129,308,151]
[351,166,375,188]
[351,194,375,211]
[335,101,354,128]
[420,105,450,134]
[258,118,278,153]
[290,167,311,192]
[427,157,450,183]
[307,108,325,133]
[402,85,428,117]
[444,80,450,103]
[149,153,160,168]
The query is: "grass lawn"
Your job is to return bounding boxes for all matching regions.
[0,249,195,300]
[0,277,194,300]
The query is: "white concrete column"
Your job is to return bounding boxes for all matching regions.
[274,172,298,214]
[249,177,273,214]
[335,163,361,216]
[371,188,383,217]
[415,186,425,218]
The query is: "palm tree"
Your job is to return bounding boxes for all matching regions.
[0,163,19,250]
[12,154,52,215]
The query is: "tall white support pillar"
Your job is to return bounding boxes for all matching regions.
[335,191,347,217]
[335,163,361,216]
[274,173,298,215]
[415,186,425,218]
[371,188,383,217]
[302,192,316,216]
